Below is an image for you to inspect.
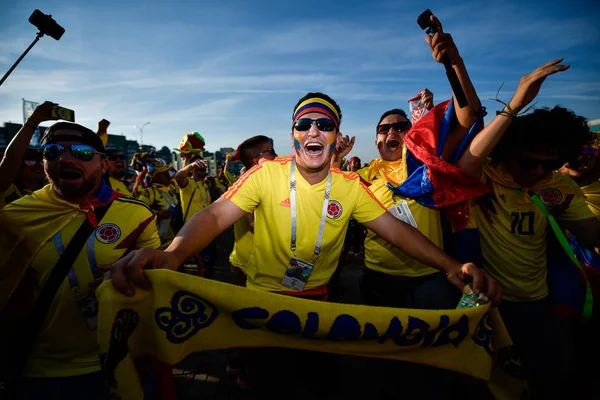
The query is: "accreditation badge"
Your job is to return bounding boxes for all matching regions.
[388,199,418,228]
[281,258,314,291]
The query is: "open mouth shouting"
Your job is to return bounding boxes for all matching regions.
[305,141,324,157]
[57,167,84,183]
[386,137,402,152]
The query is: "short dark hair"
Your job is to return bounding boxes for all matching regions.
[490,106,593,164]
[376,109,410,133]
[239,135,273,168]
[293,92,343,125]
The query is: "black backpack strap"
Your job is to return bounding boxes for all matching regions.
[183,189,196,223]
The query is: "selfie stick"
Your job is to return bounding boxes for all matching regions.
[0,32,44,88]
[417,10,468,108]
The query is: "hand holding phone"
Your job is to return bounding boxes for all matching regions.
[51,105,75,122]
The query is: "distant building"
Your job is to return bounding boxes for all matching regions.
[0,122,50,148]
[589,119,600,133]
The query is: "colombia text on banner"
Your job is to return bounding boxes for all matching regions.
[97,270,509,399]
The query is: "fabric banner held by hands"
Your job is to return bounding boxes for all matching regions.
[97,270,511,400]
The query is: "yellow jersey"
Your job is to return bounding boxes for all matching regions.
[582,180,600,218]
[471,164,593,301]
[229,215,253,270]
[139,183,179,242]
[109,177,132,196]
[177,177,211,223]
[0,186,160,377]
[223,156,386,292]
[0,183,29,209]
[359,164,441,277]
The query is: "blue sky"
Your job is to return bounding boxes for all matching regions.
[1,0,599,162]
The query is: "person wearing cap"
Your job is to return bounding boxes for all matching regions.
[0,101,56,208]
[105,149,132,196]
[348,156,361,172]
[108,91,500,397]
[138,158,179,244]
[0,121,160,399]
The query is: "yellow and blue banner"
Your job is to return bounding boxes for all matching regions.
[98,270,511,399]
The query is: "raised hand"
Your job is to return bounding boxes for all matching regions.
[421,88,434,110]
[335,135,356,160]
[507,58,570,114]
[425,16,461,66]
[98,119,110,134]
[28,101,58,126]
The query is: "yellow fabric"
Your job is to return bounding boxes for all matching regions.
[582,180,600,218]
[360,161,441,277]
[0,183,24,209]
[109,177,132,196]
[139,184,178,241]
[97,270,511,400]
[98,132,108,148]
[472,163,593,301]
[177,177,211,223]
[0,185,160,377]
[365,154,408,187]
[223,156,387,291]
[224,170,237,185]
[229,215,253,270]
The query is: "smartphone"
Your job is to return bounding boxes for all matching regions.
[52,105,75,122]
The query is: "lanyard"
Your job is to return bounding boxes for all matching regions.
[52,231,99,296]
[524,190,594,322]
[290,157,332,263]
[193,179,211,208]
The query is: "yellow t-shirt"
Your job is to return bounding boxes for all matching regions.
[138,184,179,241]
[359,165,441,277]
[472,165,593,301]
[0,183,24,209]
[229,215,253,270]
[223,156,387,292]
[224,170,237,185]
[4,194,160,377]
[178,178,211,223]
[109,177,132,196]
[582,180,600,218]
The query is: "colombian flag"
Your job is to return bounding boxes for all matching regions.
[389,99,489,231]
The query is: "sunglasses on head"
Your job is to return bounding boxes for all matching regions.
[254,148,277,158]
[41,144,105,162]
[516,157,564,172]
[293,118,336,132]
[377,121,412,135]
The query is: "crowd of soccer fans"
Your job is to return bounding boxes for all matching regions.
[1,14,599,400]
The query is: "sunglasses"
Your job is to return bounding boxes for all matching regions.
[516,158,564,172]
[377,121,412,135]
[254,148,277,158]
[23,159,42,166]
[293,118,336,132]
[108,154,125,161]
[42,144,105,162]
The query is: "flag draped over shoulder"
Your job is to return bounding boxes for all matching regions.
[97,270,511,400]
[392,99,489,230]
[0,184,121,311]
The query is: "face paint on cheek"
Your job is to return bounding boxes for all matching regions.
[293,131,305,152]
[327,134,336,153]
[377,138,384,148]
